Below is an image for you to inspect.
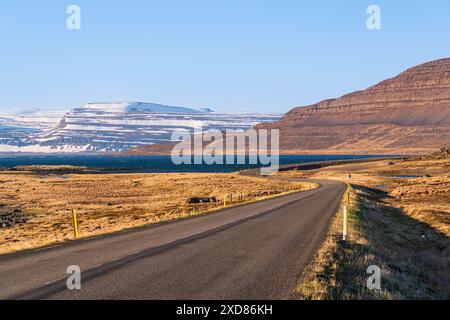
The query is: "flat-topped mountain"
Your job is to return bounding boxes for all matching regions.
[258,58,450,154]
[0,102,280,153]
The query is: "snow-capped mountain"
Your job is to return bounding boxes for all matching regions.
[0,109,65,130]
[0,102,280,153]
[0,109,66,152]
[80,102,211,114]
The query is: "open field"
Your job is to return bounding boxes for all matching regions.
[279,156,450,236]
[289,153,450,299]
[0,171,315,255]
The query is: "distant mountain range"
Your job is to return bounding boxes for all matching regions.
[2,59,449,155]
[0,102,280,153]
[128,58,450,156]
[256,58,450,154]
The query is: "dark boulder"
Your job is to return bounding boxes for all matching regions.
[187,197,218,204]
[0,206,28,228]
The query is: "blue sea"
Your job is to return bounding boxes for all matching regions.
[0,154,379,173]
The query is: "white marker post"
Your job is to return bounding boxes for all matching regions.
[343,206,348,241]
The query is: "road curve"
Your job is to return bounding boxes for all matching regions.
[0,179,346,300]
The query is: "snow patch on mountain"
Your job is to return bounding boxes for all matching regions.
[0,102,281,153]
[0,144,93,153]
[82,102,211,114]
[0,109,66,130]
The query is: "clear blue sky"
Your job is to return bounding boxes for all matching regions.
[1,0,449,113]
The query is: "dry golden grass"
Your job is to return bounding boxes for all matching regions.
[297,185,449,300]
[389,176,450,236]
[279,158,450,236]
[295,157,450,300]
[0,171,314,255]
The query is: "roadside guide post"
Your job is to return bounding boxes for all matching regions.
[343,206,348,241]
[71,209,79,239]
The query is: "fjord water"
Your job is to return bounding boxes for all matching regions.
[0,155,378,173]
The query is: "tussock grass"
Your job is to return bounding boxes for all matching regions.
[283,157,450,237]
[297,185,449,300]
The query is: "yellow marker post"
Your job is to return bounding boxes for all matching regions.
[71,209,79,239]
[223,195,227,208]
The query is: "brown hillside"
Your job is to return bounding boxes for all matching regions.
[257,58,450,154]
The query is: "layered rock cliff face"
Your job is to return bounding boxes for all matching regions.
[258,58,450,154]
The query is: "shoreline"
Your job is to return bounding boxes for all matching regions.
[0,154,399,175]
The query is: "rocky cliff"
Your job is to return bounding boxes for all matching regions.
[257,58,450,154]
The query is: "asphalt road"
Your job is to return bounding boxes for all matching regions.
[0,179,346,300]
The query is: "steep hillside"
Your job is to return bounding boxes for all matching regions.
[258,58,450,154]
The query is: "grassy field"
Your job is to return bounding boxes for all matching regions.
[0,171,315,255]
[280,157,450,236]
[290,155,450,299]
